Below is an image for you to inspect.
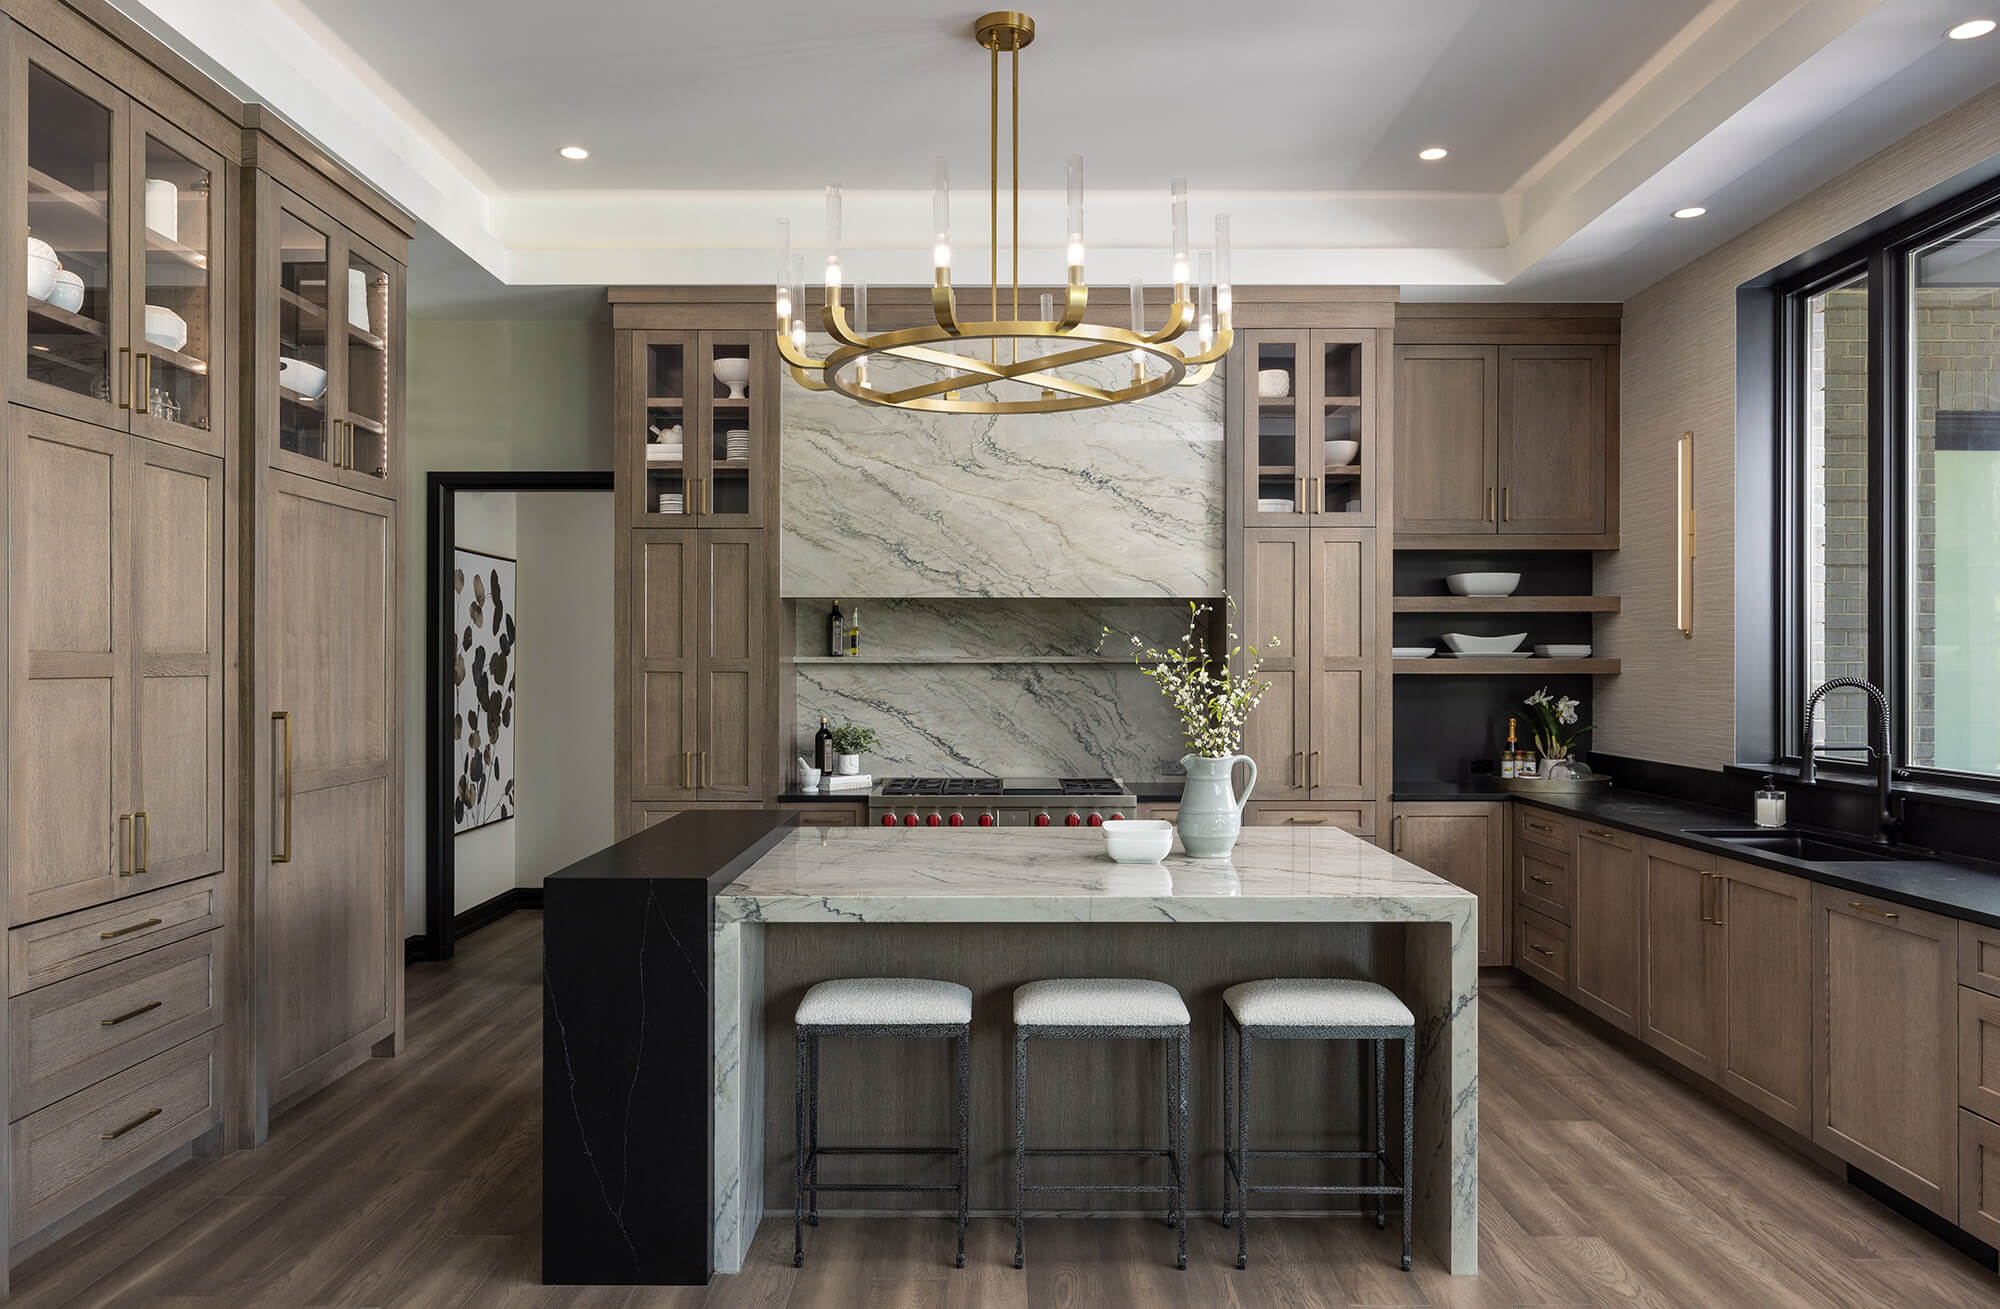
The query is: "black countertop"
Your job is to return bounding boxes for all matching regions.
[545,806,800,882]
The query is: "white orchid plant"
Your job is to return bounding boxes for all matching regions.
[1524,687,1593,758]
[1104,600,1276,759]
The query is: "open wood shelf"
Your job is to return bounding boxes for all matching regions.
[28,165,105,222]
[348,323,386,351]
[347,412,386,435]
[145,340,208,374]
[279,385,325,410]
[27,300,106,336]
[277,286,327,321]
[1394,657,1620,676]
[645,396,685,408]
[1393,595,1621,614]
[144,226,209,269]
[1325,395,1361,407]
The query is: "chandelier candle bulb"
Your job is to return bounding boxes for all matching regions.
[823,183,842,292]
[1066,153,1085,271]
[931,154,951,271]
[1214,214,1232,323]
[1171,178,1190,285]
[774,219,792,323]
[854,282,869,386]
[788,255,806,352]
[1197,252,1214,352]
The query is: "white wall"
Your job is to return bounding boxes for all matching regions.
[451,491,518,914]
[513,492,615,888]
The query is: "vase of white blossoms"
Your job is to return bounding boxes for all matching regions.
[1111,601,1276,859]
[1524,687,1593,778]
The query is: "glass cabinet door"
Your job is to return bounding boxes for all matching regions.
[1313,330,1374,523]
[131,117,220,449]
[19,51,126,424]
[340,240,394,487]
[272,201,337,472]
[697,332,768,526]
[637,333,694,524]
[1243,331,1312,526]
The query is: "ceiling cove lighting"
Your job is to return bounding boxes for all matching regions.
[773,10,1232,415]
[1946,18,1996,39]
[1672,206,1708,220]
[1418,146,1449,161]
[558,145,589,160]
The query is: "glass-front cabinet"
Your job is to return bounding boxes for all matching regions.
[1239,328,1378,527]
[630,329,773,527]
[260,181,402,495]
[10,30,227,458]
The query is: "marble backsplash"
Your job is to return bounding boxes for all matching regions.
[780,334,1224,598]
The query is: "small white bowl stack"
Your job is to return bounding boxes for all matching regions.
[1103,819,1174,865]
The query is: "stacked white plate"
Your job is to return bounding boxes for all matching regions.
[1256,497,1296,512]
[1392,646,1435,659]
[657,492,685,514]
[646,444,684,462]
[1535,644,1593,658]
[724,428,751,461]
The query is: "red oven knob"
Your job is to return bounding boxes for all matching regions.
[947,812,964,826]
[926,813,942,827]
[1086,812,1104,826]
[903,812,920,827]
[1064,813,1082,827]
[1034,813,1051,827]
[978,813,996,827]
[880,812,898,827]
[1104,813,1124,821]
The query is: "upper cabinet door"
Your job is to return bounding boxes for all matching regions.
[1310,330,1377,526]
[337,232,401,495]
[1496,345,1608,534]
[1241,332,1313,527]
[1394,345,1497,534]
[266,189,342,481]
[695,331,772,528]
[128,109,225,459]
[632,332,698,527]
[10,33,132,429]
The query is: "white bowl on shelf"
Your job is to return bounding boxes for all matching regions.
[1444,571,1521,597]
[48,269,84,314]
[143,305,188,352]
[1392,646,1435,659]
[712,356,751,399]
[277,356,329,399]
[1255,368,1291,398]
[1441,632,1527,655]
[1104,819,1174,865]
[1534,644,1593,658]
[1324,439,1360,467]
[26,237,57,301]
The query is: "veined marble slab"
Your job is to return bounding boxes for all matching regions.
[710,827,1478,1275]
[781,335,1224,598]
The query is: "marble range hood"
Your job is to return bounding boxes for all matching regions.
[780,338,1225,599]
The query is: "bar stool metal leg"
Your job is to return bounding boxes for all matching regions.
[1013,1028,1028,1270]
[792,1028,808,1267]
[1401,1034,1414,1270]
[1175,1030,1190,1270]
[1220,1009,1235,1230]
[1163,1037,1179,1230]
[1235,1024,1252,1269]
[1374,1038,1387,1230]
[955,1028,970,1269]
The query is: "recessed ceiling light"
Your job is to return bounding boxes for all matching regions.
[1672,206,1708,220]
[558,145,590,160]
[1418,146,1449,161]
[1947,18,1996,39]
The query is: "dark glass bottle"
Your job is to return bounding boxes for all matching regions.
[828,600,844,658]
[814,717,835,775]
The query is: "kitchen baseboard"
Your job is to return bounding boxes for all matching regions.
[406,888,547,964]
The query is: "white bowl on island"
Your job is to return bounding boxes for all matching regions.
[1441,632,1527,655]
[1444,571,1520,597]
[712,356,751,399]
[1103,819,1174,864]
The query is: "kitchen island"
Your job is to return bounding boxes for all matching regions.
[712,824,1478,1275]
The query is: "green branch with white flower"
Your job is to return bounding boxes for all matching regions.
[1524,687,1593,758]
[1102,599,1277,759]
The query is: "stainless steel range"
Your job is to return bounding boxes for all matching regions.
[868,776,1139,828]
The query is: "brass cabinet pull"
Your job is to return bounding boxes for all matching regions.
[1586,827,1615,840]
[1311,481,1322,514]
[119,814,134,876]
[119,347,132,410]
[1847,900,1899,920]
[1311,750,1322,788]
[135,811,149,874]
[101,917,162,941]
[1285,816,1328,824]
[101,1000,162,1027]
[1529,944,1555,958]
[1525,819,1553,835]
[1391,813,1403,852]
[135,354,151,414]
[1502,486,1511,522]
[272,711,293,863]
[100,1107,162,1141]
[1529,874,1555,887]
[1486,486,1495,523]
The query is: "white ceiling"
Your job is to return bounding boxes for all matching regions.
[111,0,2000,306]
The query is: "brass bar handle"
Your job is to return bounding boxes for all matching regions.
[135,811,149,873]
[101,1000,163,1027]
[1311,750,1322,788]
[1529,944,1555,958]
[100,1107,162,1141]
[100,917,162,941]
[1391,813,1403,852]
[272,711,293,863]
[1503,486,1511,522]
[1285,816,1328,825]
[1529,875,1556,887]
[136,354,151,414]
[119,347,132,410]
[1526,820,1554,836]
[1486,486,1495,523]
[1847,900,1899,920]
[1586,828,1616,840]
[118,814,133,876]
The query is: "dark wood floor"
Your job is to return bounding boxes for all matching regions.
[12,910,1997,1307]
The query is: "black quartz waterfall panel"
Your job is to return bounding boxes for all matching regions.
[542,809,797,1286]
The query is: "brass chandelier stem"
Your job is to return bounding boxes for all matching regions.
[1011,39,1020,363]
[989,37,998,360]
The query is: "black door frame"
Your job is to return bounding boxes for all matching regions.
[421,469,614,962]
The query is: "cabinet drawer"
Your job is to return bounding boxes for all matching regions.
[11,931,222,1118]
[1961,1110,2000,1250]
[1516,909,1571,993]
[1962,921,2000,999]
[1516,842,1574,923]
[1248,803,1376,836]
[10,1029,220,1239]
[785,804,866,828]
[10,876,223,997]
[1962,987,2000,1124]
[1513,805,1577,855]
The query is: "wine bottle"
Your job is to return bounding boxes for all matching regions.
[828,600,844,658]
[1503,717,1519,779]
[814,717,835,775]
[848,604,860,657]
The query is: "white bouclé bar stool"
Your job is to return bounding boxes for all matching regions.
[1012,978,1191,1271]
[793,978,972,1269]
[1221,978,1415,1270]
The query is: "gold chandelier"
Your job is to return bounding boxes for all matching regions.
[774,10,1233,415]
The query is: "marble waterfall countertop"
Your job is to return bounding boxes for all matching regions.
[715,825,1478,924]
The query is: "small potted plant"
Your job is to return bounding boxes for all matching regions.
[828,721,881,775]
[1523,687,1593,777]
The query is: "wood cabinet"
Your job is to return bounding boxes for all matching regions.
[1235,329,1379,527]
[1812,886,1958,1219]
[1960,1110,2000,1249]
[1240,528,1376,804]
[625,331,776,528]
[5,24,230,460]
[1393,342,1614,543]
[1392,802,1506,965]
[7,408,224,925]
[1713,859,1812,1134]
[1571,823,1641,1033]
[1245,803,1375,835]
[1960,987,2000,1125]
[1639,839,1720,1075]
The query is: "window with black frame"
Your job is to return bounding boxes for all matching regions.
[1781,187,2000,786]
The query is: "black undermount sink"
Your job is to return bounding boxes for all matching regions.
[1682,828,1929,863]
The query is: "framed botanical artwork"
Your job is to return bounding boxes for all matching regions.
[453,548,516,832]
